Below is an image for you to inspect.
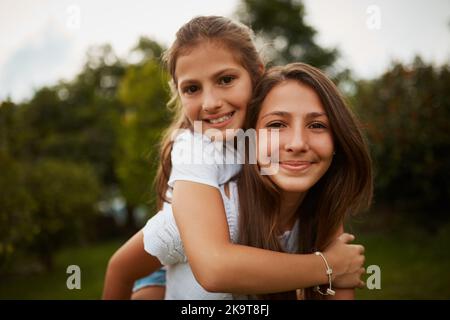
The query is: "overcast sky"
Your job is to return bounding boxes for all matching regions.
[1,0,449,102]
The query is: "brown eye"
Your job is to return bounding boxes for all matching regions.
[309,122,327,129]
[183,85,199,95]
[219,75,235,85]
[266,121,285,128]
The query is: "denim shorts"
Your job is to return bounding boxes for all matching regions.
[132,268,167,292]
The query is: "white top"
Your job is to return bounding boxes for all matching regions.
[168,129,242,189]
[143,130,299,299]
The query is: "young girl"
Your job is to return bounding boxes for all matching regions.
[103,16,368,300]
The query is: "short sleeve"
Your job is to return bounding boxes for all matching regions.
[168,130,221,189]
[142,207,187,265]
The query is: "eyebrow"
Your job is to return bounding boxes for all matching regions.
[178,68,241,87]
[305,112,327,120]
[260,111,290,120]
[260,111,327,120]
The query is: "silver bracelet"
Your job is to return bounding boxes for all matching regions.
[314,251,336,296]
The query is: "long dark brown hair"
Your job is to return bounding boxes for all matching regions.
[155,16,264,209]
[237,63,373,300]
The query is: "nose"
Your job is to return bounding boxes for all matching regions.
[284,126,309,153]
[202,86,223,113]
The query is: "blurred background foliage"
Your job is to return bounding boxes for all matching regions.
[0,0,449,299]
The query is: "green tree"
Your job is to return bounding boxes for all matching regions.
[128,37,165,65]
[0,45,126,272]
[16,44,125,189]
[0,151,35,270]
[48,44,124,185]
[0,38,172,272]
[116,39,170,232]
[235,0,338,69]
[352,58,450,223]
[0,101,36,270]
[25,159,101,270]
[0,100,29,158]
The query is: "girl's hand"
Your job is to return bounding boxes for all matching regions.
[323,233,365,278]
[333,268,366,289]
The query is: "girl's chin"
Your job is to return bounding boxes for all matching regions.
[281,186,310,193]
[270,178,313,193]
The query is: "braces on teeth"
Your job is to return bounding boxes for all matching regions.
[208,112,233,124]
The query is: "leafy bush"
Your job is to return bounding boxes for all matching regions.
[352,58,450,222]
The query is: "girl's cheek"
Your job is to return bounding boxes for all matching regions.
[278,132,288,147]
[316,135,334,158]
[183,102,197,119]
[256,130,281,166]
[232,81,252,107]
[256,135,269,166]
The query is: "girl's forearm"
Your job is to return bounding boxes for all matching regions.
[326,288,355,300]
[172,182,337,294]
[194,243,329,294]
[102,263,135,299]
[102,230,163,300]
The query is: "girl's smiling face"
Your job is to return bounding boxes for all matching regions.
[175,41,253,136]
[256,80,335,193]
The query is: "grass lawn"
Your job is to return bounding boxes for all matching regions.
[0,240,124,299]
[355,227,450,299]
[0,227,449,299]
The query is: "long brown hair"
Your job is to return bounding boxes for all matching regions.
[237,63,373,300]
[155,16,264,209]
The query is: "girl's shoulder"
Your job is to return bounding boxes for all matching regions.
[169,129,241,187]
[172,129,211,145]
[171,129,217,159]
[171,129,233,165]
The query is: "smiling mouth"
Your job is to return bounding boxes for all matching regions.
[204,111,235,124]
[279,161,314,171]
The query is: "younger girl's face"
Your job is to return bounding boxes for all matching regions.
[175,42,253,135]
[256,80,335,193]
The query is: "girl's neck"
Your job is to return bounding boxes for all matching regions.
[278,191,306,233]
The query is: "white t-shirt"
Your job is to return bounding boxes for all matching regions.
[143,130,299,299]
[168,129,242,189]
[143,129,241,299]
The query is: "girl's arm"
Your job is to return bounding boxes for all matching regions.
[102,230,162,299]
[325,225,355,300]
[326,289,355,300]
[172,181,360,294]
